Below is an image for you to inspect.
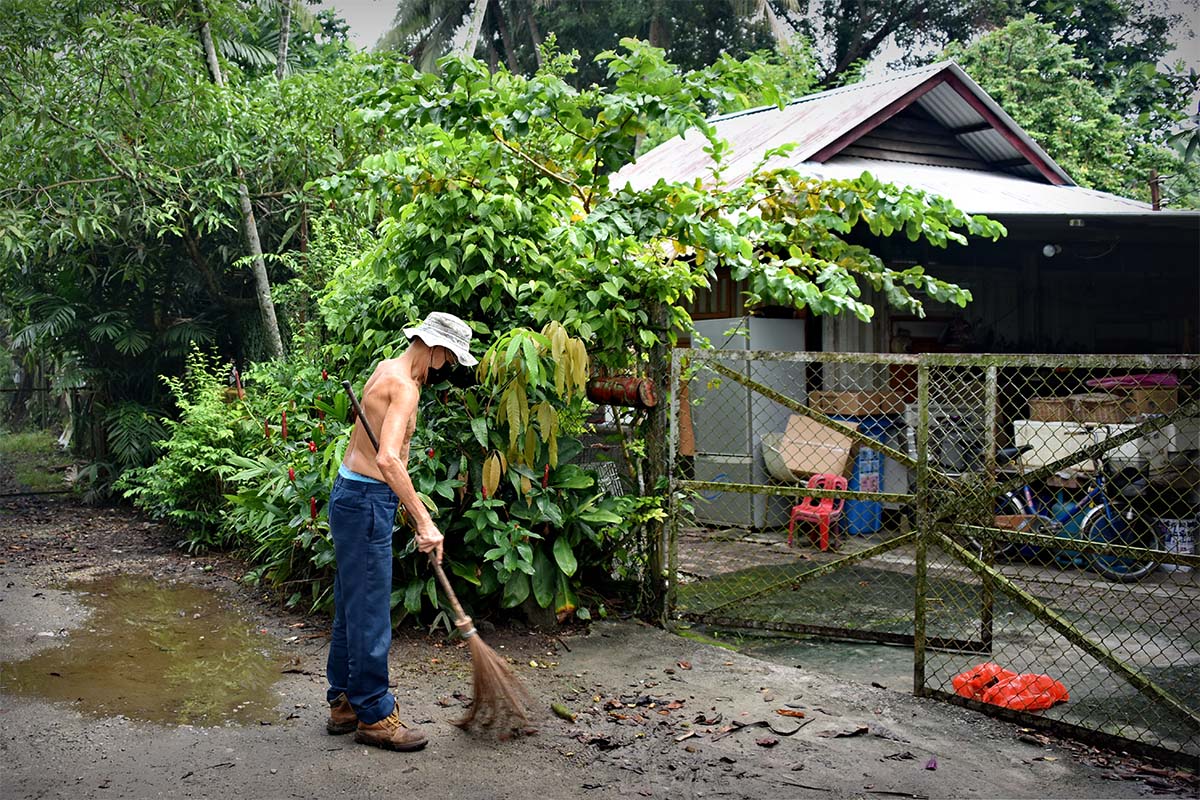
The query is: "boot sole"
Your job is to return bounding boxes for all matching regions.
[354,731,428,752]
[326,720,358,735]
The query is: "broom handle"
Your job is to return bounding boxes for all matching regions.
[341,381,476,636]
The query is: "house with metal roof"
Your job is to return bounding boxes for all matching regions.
[614,61,1199,356]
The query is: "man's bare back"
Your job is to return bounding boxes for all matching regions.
[343,360,417,480]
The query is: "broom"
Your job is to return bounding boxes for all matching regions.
[341,380,534,733]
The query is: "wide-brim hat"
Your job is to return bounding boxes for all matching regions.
[403,312,478,367]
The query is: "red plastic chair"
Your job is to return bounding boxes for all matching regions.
[788,473,848,551]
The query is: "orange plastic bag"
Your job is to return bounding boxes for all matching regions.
[982,673,1069,711]
[952,662,1017,701]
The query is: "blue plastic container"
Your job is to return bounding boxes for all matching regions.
[831,414,898,534]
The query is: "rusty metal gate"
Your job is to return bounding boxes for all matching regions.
[668,349,1200,764]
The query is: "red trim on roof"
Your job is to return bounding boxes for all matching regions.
[940,73,1066,186]
[810,74,944,163]
[810,70,1067,186]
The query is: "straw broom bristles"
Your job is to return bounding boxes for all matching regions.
[450,613,535,734]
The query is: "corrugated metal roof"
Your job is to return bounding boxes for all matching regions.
[799,157,1182,217]
[613,61,1080,196]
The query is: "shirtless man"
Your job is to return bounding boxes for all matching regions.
[324,312,477,752]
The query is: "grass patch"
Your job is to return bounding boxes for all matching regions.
[0,430,67,492]
[673,627,742,652]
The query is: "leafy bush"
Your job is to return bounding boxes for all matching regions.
[116,349,249,549]
[222,356,347,610]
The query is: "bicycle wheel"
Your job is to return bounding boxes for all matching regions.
[1080,505,1160,582]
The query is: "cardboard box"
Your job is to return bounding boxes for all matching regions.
[1028,394,1130,424]
[809,390,904,416]
[763,415,859,480]
[1117,387,1178,416]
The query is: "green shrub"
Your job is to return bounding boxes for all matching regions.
[224,356,347,611]
[116,349,248,550]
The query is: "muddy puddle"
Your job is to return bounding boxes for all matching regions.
[1,575,286,726]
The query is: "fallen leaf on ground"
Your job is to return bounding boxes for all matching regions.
[677,660,692,670]
[925,757,938,770]
[756,737,779,748]
[776,709,806,718]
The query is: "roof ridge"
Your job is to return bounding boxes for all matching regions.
[707,61,952,124]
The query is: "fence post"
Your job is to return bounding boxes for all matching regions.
[980,365,998,654]
[665,349,682,624]
[913,358,931,695]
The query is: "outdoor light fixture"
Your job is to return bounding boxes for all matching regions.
[1042,243,1062,258]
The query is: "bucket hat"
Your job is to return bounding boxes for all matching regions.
[403,312,478,367]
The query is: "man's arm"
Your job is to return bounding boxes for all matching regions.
[374,379,444,564]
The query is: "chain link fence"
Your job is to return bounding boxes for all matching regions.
[668,349,1199,763]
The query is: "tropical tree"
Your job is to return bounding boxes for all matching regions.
[783,0,1010,83]
[378,0,800,81]
[946,16,1199,204]
[0,0,403,481]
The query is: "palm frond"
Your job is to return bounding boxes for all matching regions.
[217,36,277,69]
[160,318,216,357]
[104,401,166,469]
[12,295,76,349]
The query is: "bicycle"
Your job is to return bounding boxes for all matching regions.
[993,446,1160,582]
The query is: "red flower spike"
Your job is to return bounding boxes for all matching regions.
[427,448,435,458]
[264,420,271,438]
[281,411,288,441]
[310,497,318,520]
[308,441,317,453]
[321,369,328,380]
[481,486,488,500]
[317,409,325,420]
[288,468,295,482]
[542,464,550,488]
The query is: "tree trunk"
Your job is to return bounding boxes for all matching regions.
[275,0,292,80]
[526,3,543,69]
[490,0,520,73]
[452,0,489,60]
[648,1,672,51]
[641,300,670,619]
[195,1,285,359]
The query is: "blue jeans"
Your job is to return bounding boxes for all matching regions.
[325,474,398,724]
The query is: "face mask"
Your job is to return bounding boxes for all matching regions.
[425,348,455,386]
[426,365,453,386]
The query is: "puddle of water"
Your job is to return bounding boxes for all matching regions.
[1,575,286,726]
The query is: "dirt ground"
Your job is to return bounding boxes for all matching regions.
[2,483,1197,798]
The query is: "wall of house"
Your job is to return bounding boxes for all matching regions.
[861,219,1199,355]
[682,218,1197,356]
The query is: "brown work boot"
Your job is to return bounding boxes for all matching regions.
[326,693,357,735]
[354,707,428,752]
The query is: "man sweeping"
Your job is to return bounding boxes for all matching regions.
[325,312,478,751]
